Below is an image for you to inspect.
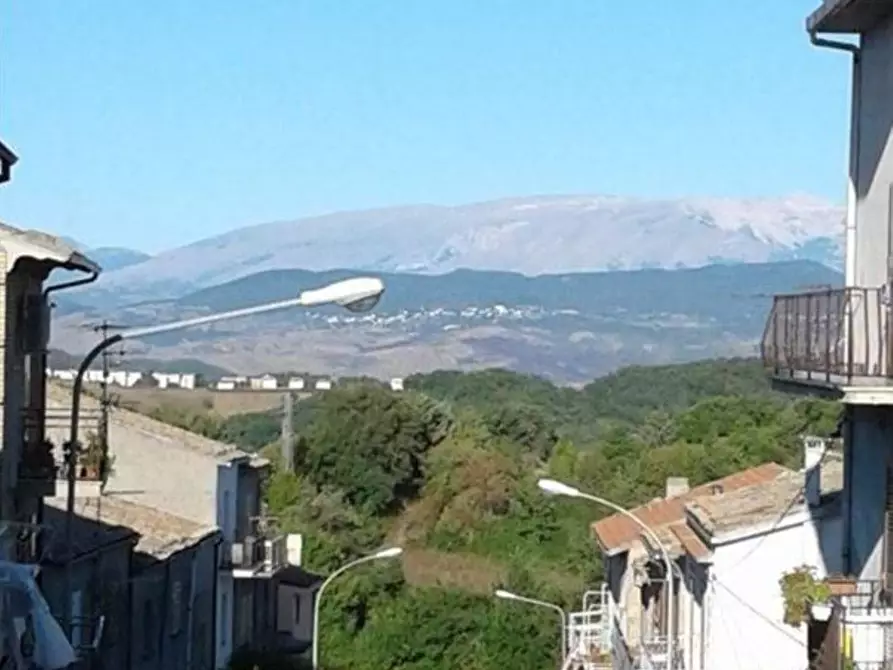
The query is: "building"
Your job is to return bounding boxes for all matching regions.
[760,1,893,667]
[40,495,219,670]
[287,377,305,391]
[45,382,305,669]
[0,225,101,566]
[592,463,787,654]
[151,372,197,390]
[390,378,404,392]
[314,379,332,392]
[249,374,278,391]
[587,445,843,670]
[216,376,247,392]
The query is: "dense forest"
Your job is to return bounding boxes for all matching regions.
[148,358,838,670]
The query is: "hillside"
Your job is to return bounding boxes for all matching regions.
[142,359,840,670]
[51,260,841,382]
[65,195,843,307]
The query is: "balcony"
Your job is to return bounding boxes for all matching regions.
[761,286,893,395]
[226,534,288,578]
[810,579,893,669]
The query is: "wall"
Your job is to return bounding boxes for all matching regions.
[41,541,133,670]
[704,510,842,670]
[276,583,316,649]
[853,13,893,291]
[235,464,261,542]
[846,405,891,579]
[215,462,239,669]
[130,536,218,670]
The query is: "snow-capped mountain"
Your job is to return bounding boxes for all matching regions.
[76,194,844,305]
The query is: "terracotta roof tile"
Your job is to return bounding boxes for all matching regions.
[669,522,710,560]
[591,462,787,553]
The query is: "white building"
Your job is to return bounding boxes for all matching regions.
[287,377,305,391]
[390,378,404,392]
[588,442,843,670]
[314,379,332,391]
[249,374,278,391]
[152,371,197,390]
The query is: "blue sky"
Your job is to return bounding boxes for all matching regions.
[0,1,850,253]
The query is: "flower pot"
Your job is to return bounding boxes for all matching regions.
[811,603,832,621]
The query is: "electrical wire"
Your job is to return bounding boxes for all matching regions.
[724,441,837,574]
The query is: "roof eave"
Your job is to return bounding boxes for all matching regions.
[807,0,893,34]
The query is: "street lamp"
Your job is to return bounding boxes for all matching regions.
[494,589,568,664]
[312,547,403,669]
[61,276,385,636]
[537,478,676,669]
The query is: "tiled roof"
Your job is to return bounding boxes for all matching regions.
[45,496,218,560]
[41,503,137,565]
[686,456,844,537]
[591,462,787,554]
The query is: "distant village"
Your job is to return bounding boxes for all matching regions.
[46,368,406,392]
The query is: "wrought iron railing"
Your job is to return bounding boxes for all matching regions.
[761,286,890,384]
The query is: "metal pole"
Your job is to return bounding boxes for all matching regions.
[576,491,676,670]
[495,592,567,664]
[312,553,386,670]
[281,392,294,471]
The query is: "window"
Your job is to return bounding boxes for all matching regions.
[170,581,183,635]
[293,594,302,625]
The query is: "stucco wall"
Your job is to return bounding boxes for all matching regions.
[704,511,842,670]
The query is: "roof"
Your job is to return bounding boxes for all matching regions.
[0,221,100,275]
[46,383,267,526]
[592,462,787,554]
[686,456,844,538]
[57,496,218,561]
[41,501,137,565]
[807,0,893,34]
[278,565,325,589]
[0,139,18,183]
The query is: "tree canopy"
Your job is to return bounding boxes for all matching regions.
[144,357,839,669]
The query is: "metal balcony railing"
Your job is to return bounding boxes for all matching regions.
[761,286,890,385]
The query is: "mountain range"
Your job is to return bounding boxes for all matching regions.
[46,194,845,381]
[61,194,844,307]
[50,260,842,383]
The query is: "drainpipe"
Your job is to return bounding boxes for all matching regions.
[809,32,860,288]
[33,269,100,583]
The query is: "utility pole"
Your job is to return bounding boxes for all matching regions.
[281,391,294,471]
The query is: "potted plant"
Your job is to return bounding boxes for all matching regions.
[780,565,832,626]
[79,431,115,481]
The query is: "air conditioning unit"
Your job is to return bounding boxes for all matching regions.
[230,542,245,567]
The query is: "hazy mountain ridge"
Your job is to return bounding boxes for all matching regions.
[51,260,842,382]
[68,194,844,307]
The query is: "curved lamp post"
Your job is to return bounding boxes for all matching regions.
[494,589,568,664]
[312,547,403,669]
[537,479,676,670]
[61,276,385,637]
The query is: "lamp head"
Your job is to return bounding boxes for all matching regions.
[494,589,518,601]
[373,547,403,560]
[299,277,385,312]
[537,478,582,498]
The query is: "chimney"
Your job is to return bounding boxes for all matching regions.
[803,436,825,508]
[665,477,690,499]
